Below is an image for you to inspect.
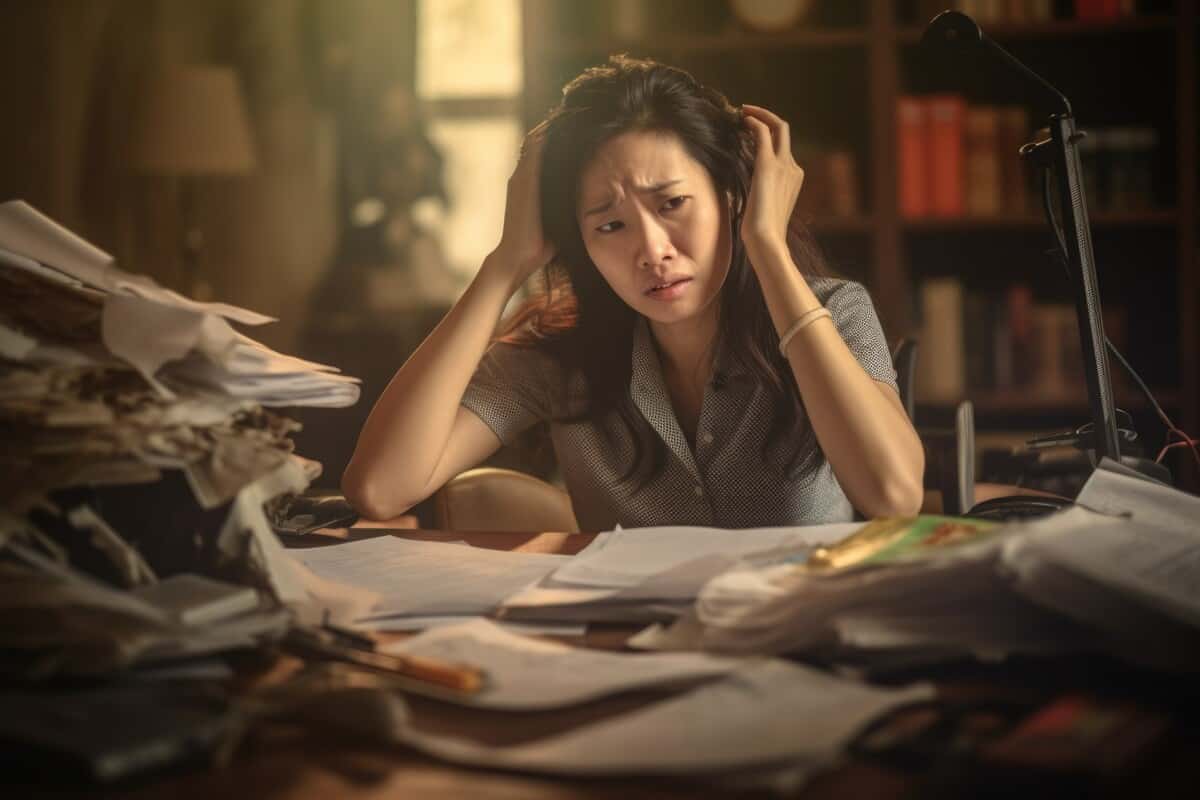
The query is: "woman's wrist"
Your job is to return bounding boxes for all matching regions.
[742,231,790,273]
[482,246,538,297]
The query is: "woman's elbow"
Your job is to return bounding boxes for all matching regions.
[857,474,924,519]
[883,476,925,517]
[341,465,410,521]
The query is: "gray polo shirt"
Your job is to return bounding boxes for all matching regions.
[461,276,897,531]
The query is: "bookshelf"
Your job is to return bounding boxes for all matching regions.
[520,0,1198,490]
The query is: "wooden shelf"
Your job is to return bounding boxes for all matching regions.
[902,209,1179,232]
[544,27,867,58]
[919,387,1180,414]
[896,15,1177,44]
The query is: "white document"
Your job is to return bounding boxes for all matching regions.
[544,522,859,589]
[383,619,744,709]
[0,200,116,291]
[0,200,273,325]
[395,657,932,776]
[1076,457,1200,532]
[1004,503,1200,630]
[101,293,237,395]
[291,536,570,619]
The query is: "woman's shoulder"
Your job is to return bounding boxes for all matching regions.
[480,338,565,376]
[807,275,875,309]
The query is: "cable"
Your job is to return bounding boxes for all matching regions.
[1038,162,1199,469]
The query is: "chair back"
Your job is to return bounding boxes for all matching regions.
[891,337,918,421]
[433,467,579,532]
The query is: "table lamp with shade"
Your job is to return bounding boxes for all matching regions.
[129,64,257,299]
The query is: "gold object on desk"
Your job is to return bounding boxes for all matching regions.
[806,515,999,571]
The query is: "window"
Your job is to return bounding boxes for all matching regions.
[416,0,523,285]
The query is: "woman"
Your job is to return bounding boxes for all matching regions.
[342,56,924,530]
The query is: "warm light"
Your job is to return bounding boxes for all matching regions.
[416,0,522,99]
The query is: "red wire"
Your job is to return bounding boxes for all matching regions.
[1156,427,1200,469]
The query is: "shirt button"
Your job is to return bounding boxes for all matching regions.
[693,485,704,497]
[701,432,714,445]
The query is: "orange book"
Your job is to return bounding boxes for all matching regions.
[897,96,928,218]
[926,94,967,217]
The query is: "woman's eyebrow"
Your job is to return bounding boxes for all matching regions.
[582,179,682,218]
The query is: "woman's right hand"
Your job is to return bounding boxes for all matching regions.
[489,122,556,291]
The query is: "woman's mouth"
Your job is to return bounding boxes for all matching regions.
[645,277,692,300]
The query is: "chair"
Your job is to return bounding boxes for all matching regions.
[892,338,976,515]
[892,338,1073,518]
[432,467,579,532]
[892,337,919,423]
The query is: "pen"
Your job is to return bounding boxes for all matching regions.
[283,626,486,694]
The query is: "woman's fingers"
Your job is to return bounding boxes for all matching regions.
[519,120,550,161]
[742,104,790,158]
[744,114,774,162]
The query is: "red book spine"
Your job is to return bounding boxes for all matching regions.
[897,96,928,218]
[1075,0,1120,21]
[926,94,967,217]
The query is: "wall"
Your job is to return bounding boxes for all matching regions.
[0,0,416,354]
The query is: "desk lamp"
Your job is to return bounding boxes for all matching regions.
[130,64,257,299]
[922,11,1171,494]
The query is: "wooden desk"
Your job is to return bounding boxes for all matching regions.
[29,528,1200,799]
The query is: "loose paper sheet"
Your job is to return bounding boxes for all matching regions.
[290,536,570,619]
[383,618,744,709]
[550,523,859,589]
[395,657,932,776]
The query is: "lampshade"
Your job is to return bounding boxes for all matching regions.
[130,65,257,176]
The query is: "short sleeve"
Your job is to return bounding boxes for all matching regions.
[460,342,563,445]
[812,278,898,392]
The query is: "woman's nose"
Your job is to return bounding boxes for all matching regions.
[635,217,674,269]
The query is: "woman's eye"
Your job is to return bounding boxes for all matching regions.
[596,220,624,234]
[662,196,688,212]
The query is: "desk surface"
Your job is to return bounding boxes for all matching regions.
[27,527,1200,799]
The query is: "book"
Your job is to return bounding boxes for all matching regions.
[965,106,1002,216]
[926,94,967,217]
[1005,283,1036,389]
[1075,0,1121,20]
[964,289,994,391]
[917,277,967,402]
[1031,304,1074,396]
[998,106,1032,214]
[897,96,929,218]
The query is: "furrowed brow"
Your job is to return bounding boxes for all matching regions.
[582,179,683,219]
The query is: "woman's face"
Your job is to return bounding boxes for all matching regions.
[576,129,731,331]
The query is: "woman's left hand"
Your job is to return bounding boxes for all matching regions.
[740,104,805,259]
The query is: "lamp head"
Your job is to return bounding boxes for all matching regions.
[921,10,984,48]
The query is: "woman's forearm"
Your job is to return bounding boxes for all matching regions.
[747,239,926,517]
[341,253,521,517]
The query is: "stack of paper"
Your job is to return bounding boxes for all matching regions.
[499,522,858,623]
[0,200,368,673]
[0,201,360,409]
[636,462,1200,672]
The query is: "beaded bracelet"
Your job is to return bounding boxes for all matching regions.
[777,307,832,356]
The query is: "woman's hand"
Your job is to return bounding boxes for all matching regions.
[489,122,556,292]
[740,104,805,263]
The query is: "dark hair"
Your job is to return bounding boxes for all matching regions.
[498,55,832,487]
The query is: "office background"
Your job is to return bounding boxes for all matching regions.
[1,0,1195,493]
